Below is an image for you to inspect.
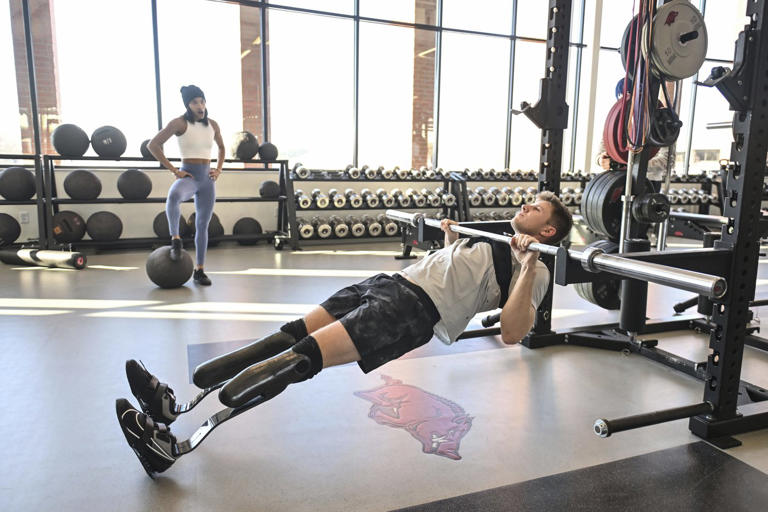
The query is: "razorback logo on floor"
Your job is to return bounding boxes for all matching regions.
[354,375,473,460]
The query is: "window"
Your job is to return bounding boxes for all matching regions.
[687,77,733,173]
[157,0,244,159]
[704,0,747,60]
[1,0,23,154]
[509,41,547,171]
[359,22,435,169]
[52,0,156,160]
[442,0,513,36]
[599,0,636,48]
[438,32,509,170]
[360,0,437,26]
[515,1,549,40]
[268,10,354,167]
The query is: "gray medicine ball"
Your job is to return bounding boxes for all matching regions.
[146,246,194,288]
[231,131,259,160]
[117,169,152,199]
[51,124,90,157]
[86,211,123,242]
[63,170,102,200]
[0,213,21,247]
[258,142,278,161]
[91,125,127,158]
[0,166,36,200]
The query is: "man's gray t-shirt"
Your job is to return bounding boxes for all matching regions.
[399,238,550,344]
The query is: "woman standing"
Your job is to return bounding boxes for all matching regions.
[148,85,225,285]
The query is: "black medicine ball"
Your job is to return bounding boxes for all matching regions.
[63,169,102,200]
[233,217,262,246]
[52,210,86,243]
[86,211,123,242]
[153,211,189,239]
[231,131,259,160]
[0,166,36,200]
[91,125,127,158]
[258,142,278,161]
[146,246,194,289]
[51,124,90,157]
[140,139,156,160]
[0,213,21,247]
[117,169,152,199]
[259,180,280,198]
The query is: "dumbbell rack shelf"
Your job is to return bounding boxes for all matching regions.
[0,153,47,247]
[43,155,289,250]
[280,169,456,250]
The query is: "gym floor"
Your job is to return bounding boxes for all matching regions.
[1,239,767,511]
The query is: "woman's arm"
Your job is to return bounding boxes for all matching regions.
[209,119,225,180]
[148,117,188,178]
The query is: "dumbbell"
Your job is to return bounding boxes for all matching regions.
[667,190,680,205]
[346,215,366,237]
[574,187,583,204]
[492,168,507,180]
[310,216,332,238]
[474,186,496,206]
[560,187,575,206]
[673,189,690,204]
[360,188,380,208]
[395,167,411,180]
[328,215,349,238]
[467,188,483,207]
[376,188,396,208]
[361,165,379,179]
[502,210,516,220]
[391,188,412,208]
[504,186,524,206]
[421,188,442,207]
[561,170,573,181]
[523,170,537,181]
[465,168,480,180]
[381,166,395,179]
[361,214,382,237]
[436,168,451,179]
[507,169,523,181]
[405,188,427,207]
[488,211,506,221]
[420,166,437,180]
[328,188,347,208]
[409,168,423,180]
[687,188,701,204]
[345,165,361,179]
[295,189,312,209]
[434,187,456,207]
[376,213,399,236]
[472,212,490,221]
[311,189,330,209]
[479,168,492,179]
[693,189,710,204]
[489,186,509,206]
[525,187,537,204]
[344,188,363,208]
[296,217,315,239]
[293,162,312,179]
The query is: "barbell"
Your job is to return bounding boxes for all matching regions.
[385,209,727,299]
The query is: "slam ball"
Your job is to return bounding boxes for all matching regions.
[51,124,90,157]
[91,126,127,158]
[146,246,194,288]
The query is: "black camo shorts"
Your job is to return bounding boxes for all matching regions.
[320,273,440,373]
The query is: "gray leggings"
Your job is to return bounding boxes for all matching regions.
[166,162,216,265]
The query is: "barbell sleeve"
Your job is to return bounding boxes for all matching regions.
[668,211,729,224]
[385,210,727,299]
[593,402,714,438]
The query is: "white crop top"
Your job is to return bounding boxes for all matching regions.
[177,120,214,159]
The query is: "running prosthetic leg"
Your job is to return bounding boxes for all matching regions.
[173,338,322,456]
[126,359,221,425]
[192,330,298,389]
[116,398,178,478]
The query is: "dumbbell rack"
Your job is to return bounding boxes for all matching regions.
[664,172,722,240]
[42,155,289,249]
[0,154,47,248]
[278,167,457,250]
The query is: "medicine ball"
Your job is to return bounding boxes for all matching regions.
[231,131,259,160]
[63,169,102,200]
[153,211,189,239]
[52,210,86,243]
[0,213,21,247]
[0,166,36,200]
[146,246,194,288]
[259,180,280,198]
[51,123,90,157]
[91,125,127,158]
[233,217,262,246]
[140,139,156,160]
[86,211,123,242]
[117,169,152,199]
[258,142,278,161]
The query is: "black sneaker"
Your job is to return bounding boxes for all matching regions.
[126,360,178,425]
[169,238,182,262]
[193,269,211,286]
[116,398,177,477]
